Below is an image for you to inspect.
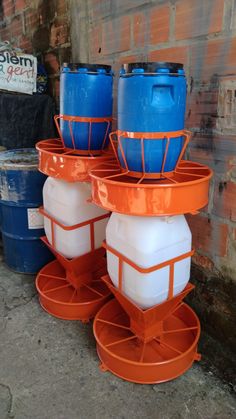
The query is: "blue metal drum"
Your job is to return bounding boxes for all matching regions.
[0,147,6,233]
[118,62,187,176]
[60,63,113,151]
[0,149,53,273]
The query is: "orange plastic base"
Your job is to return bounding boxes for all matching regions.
[93,275,201,384]
[36,138,115,182]
[90,160,212,216]
[36,259,111,321]
[94,298,200,384]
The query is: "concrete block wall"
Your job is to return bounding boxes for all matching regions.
[70,0,236,381]
[0,0,71,100]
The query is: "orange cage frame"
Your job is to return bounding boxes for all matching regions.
[39,206,110,253]
[103,240,194,303]
[54,114,113,155]
[109,129,191,180]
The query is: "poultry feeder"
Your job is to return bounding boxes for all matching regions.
[91,62,212,383]
[35,63,114,321]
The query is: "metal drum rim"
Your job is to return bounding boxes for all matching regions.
[0,148,39,170]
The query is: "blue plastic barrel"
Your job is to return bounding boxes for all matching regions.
[118,62,187,176]
[60,63,113,151]
[0,149,53,273]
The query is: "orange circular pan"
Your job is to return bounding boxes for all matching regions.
[36,139,115,182]
[94,298,200,384]
[90,160,213,216]
[36,260,111,321]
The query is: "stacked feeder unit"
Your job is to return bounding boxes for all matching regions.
[36,64,114,321]
[36,61,212,384]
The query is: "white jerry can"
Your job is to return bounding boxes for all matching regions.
[43,177,109,258]
[106,212,192,309]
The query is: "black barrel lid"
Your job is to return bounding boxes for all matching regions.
[122,62,184,74]
[62,63,112,74]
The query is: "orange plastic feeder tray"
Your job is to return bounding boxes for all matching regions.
[90,160,212,216]
[94,296,200,384]
[36,257,110,321]
[93,243,200,384]
[36,138,115,182]
[35,210,111,321]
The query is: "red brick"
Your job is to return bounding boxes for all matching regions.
[118,0,150,12]
[102,16,131,55]
[175,0,224,40]
[187,214,228,258]
[192,253,214,271]
[213,181,236,221]
[89,0,149,21]
[133,6,170,47]
[18,35,32,53]
[188,133,236,170]
[3,0,14,18]
[150,5,170,44]
[56,0,67,16]
[149,45,188,66]
[0,26,11,41]
[89,25,102,59]
[10,15,23,38]
[187,147,215,170]
[133,12,149,48]
[186,89,218,130]
[38,0,56,26]
[24,9,39,34]
[15,0,26,12]
[234,229,236,240]
[89,0,111,21]
[50,19,69,47]
[44,52,60,74]
[119,55,139,64]
[190,38,236,82]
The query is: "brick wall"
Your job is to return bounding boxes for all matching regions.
[0,0,236,384]
[70,0,236,383]
[0,0,71,101]
[79,0,236,278]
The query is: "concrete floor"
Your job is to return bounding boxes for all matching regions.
[0,256,236,419]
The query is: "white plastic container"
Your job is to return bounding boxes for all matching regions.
[43,178,109,258]
[106,213,192,309]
